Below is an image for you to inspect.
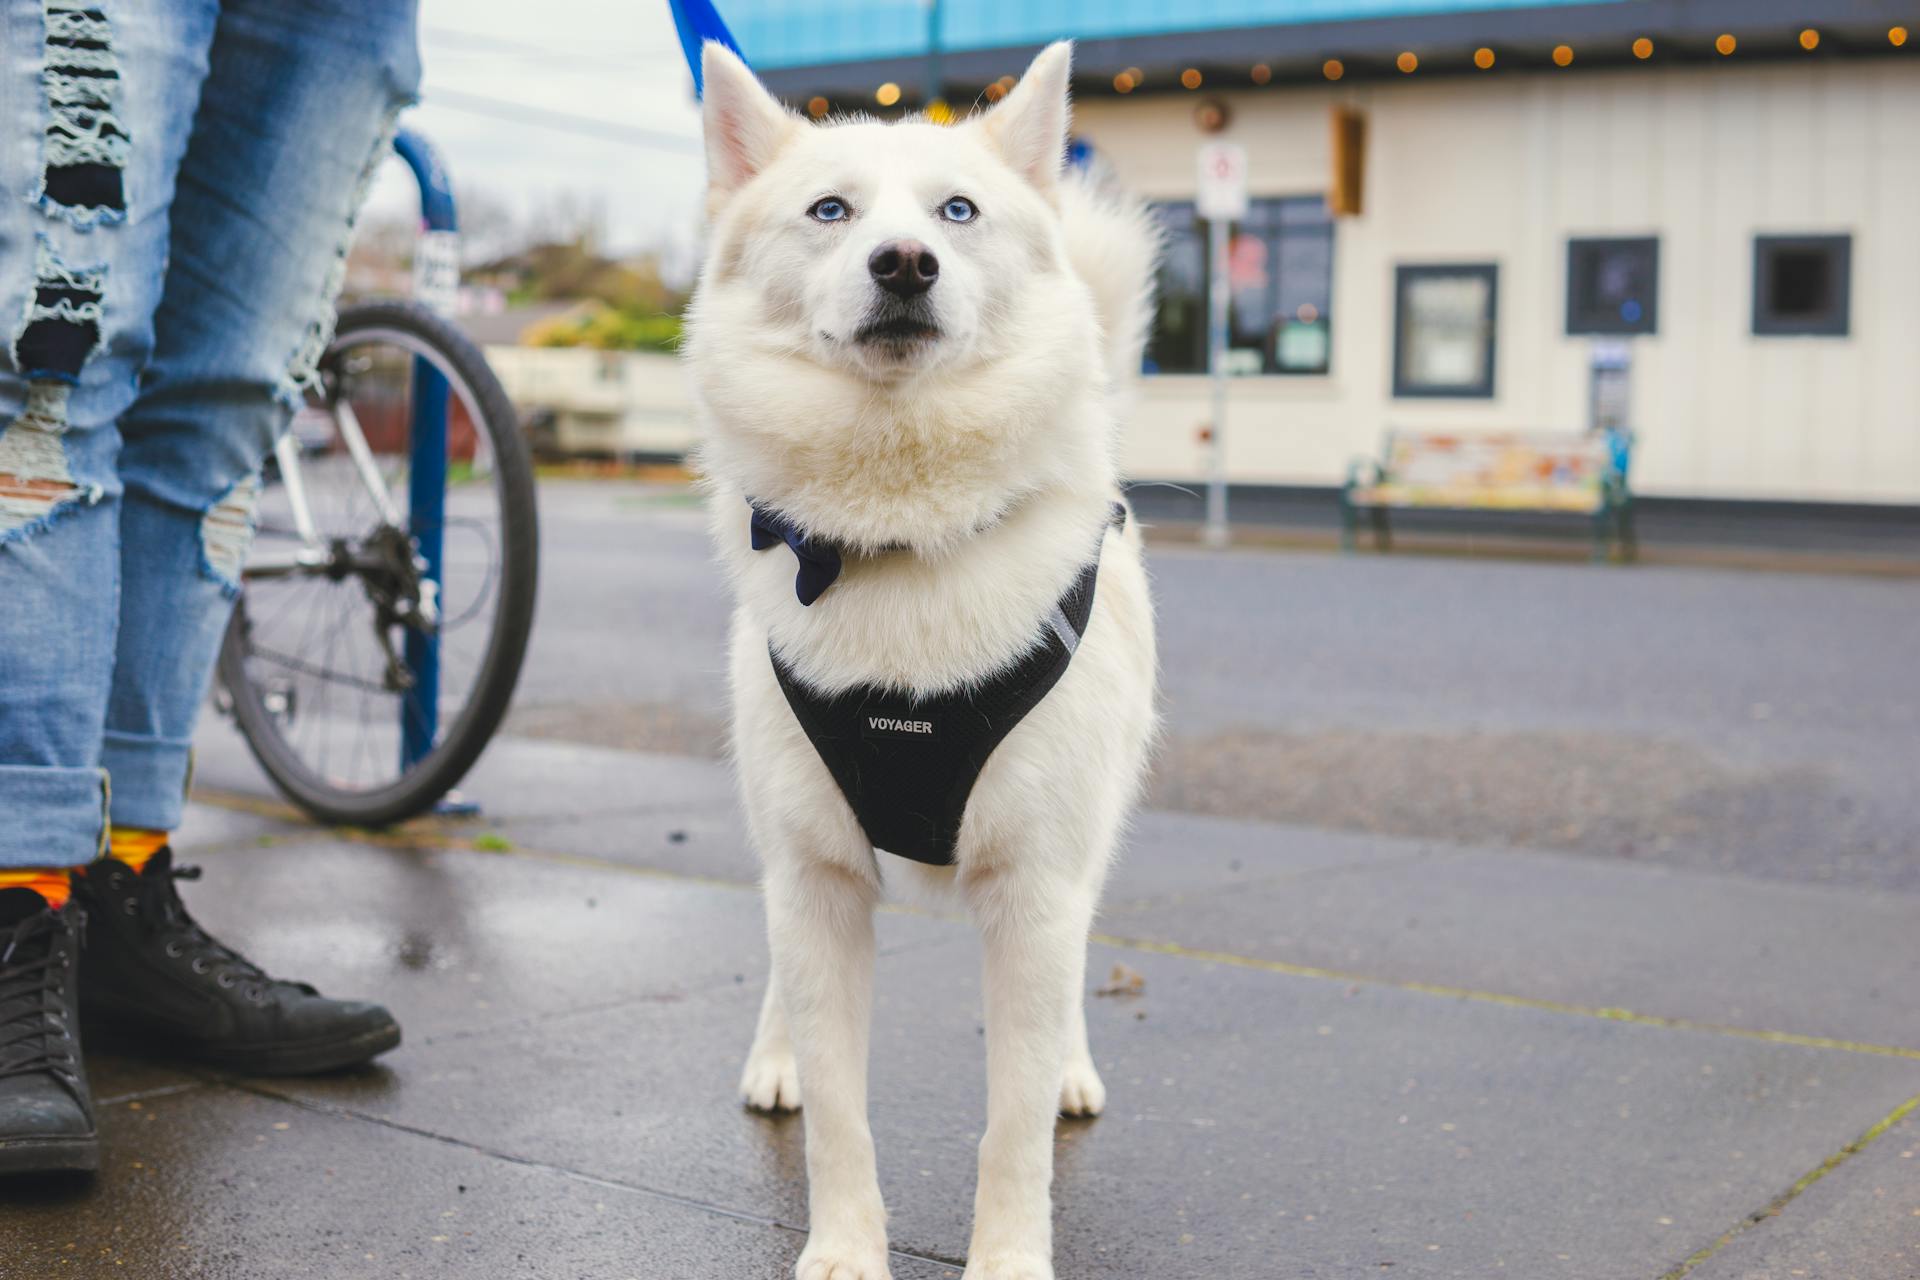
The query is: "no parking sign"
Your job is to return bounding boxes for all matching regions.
[1196,141,1248,221]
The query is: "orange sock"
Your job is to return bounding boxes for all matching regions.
[0,868,73,908]
[108,827,170,874]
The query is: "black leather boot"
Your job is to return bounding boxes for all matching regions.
[0,888,96,1174]
[74,848,400,1076]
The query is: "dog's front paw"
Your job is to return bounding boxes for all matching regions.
[796,1238,891,1280]
[962,1252,1053,1280]
[740,1045,802,1112]
[1057,1054,1105,1117]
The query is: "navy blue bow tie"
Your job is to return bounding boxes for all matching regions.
[749,502,843,606]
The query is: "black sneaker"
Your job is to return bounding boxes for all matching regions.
[74,848,400,1076]
[0,888,97,1175]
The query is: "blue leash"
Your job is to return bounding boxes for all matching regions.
[666,0,743,95]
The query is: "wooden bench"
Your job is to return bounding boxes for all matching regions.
[1343,429,1635,561]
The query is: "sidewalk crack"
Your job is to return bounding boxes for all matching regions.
[215,1078,969,1271]
[1655,1091,1920,1279]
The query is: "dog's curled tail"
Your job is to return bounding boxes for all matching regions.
[1057,166,1163,422]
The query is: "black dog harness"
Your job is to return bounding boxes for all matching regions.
[754,502,1125,865]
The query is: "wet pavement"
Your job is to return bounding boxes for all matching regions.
[4,484,1918,1278]
[3,716,1915,1280]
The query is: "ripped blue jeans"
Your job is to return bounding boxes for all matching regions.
[0,0,420,866]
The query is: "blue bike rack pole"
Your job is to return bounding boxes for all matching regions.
[393,127,455,771]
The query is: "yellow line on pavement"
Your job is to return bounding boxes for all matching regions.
[1089,932,1920,1062]
[189,787,764,892]
[1658,1092,1920,1279]
[191,786,306,821]
[191,789,1920,1063]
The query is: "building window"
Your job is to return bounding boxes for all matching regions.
[1753,234,1851,336]
[1567,237,1658,335]
[1147,202,1204,374]
[1393,263,1498,398]
[1145,196,1333,376]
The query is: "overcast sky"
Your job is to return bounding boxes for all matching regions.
[362,0,710,261]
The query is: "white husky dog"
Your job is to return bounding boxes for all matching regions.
[683,40,1160,1280]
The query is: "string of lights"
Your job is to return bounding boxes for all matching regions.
[829,22,1913,112]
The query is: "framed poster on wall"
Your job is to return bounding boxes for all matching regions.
[1393,263,1498,398]
[1567,237,1658,335]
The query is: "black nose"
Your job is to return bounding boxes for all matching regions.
[868,240,939,297]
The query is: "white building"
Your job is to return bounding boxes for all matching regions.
[740,0,1920,511]
[486,345,692,460]
[461,304,694,460]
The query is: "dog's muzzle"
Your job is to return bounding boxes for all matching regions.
[854,296,939,347]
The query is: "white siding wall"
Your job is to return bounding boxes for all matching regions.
[1074,60,1920,503]
[486,347,696,456]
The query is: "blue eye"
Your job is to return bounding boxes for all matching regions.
[941,196,977,223]
[809,197,848,222]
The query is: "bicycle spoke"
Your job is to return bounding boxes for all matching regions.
[227,306,530,817]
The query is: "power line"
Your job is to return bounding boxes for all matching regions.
[422,26,686,70]
[419,86,704,156]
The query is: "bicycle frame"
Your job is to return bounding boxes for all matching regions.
[245,398,404,576]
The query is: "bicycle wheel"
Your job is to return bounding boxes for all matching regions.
[218,300,539,826]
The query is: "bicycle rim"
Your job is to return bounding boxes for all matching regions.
[222,306,536,825]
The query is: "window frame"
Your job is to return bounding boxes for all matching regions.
[1752,233,1852,337]
[1566,236,1659,336]
[1143,194,1334,378]
[1145,199,1206,375]
[1229,195,1336,377]
[1391,262,1500,400]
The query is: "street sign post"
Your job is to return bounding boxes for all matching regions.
[1196,142,1246,548]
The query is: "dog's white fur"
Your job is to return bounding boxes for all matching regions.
[684,41,1160,1280]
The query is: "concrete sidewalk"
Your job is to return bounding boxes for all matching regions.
[4,723,1916,1279]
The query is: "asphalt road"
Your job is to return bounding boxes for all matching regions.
[508,479,1920,892]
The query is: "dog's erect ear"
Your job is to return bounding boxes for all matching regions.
[701,42,799,204]
[981,41,1072,192]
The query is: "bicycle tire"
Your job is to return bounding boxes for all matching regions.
[219,299,540,826]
